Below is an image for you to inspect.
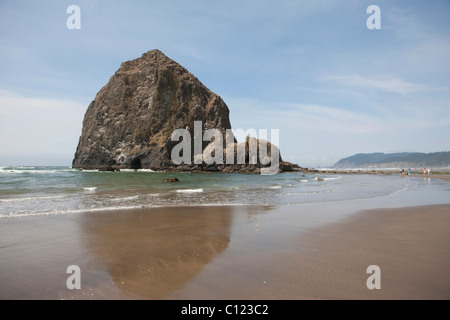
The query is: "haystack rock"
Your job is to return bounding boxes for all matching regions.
[72,50,301,173]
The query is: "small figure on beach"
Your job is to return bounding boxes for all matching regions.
[408,168,411,175]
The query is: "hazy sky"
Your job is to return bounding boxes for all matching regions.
[1,0,449,167]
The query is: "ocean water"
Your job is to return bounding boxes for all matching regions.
[0,166,449,218]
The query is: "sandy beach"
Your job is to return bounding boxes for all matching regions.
[2,0,450,305]
[1,201,449,300]
[244,204,450,300]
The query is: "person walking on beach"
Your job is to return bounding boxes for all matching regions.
[408,168,411,175]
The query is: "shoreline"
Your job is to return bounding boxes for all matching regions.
[410,174,450,181]
[72,166,450,176]
[1,201,449,299]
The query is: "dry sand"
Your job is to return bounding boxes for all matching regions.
[0,203,449,300]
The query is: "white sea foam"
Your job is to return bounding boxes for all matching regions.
[0,202,254,218]
[83,187,97,192]
[0,195,68,203]
[300,180,308,182]
[0,169,76,174]
[285,189,334,196]
[0,166,34,170]
[117,168,155,172]
[178,203,250,207]
[0,205,145,218]
[176,188,203,193]
[286,191,320,196]
[269,186,282,189]
[111,195,139,201]
[313,177,339,181]
[323,176,343,181]
[0,169,47,174]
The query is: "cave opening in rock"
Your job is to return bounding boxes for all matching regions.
[130,158,142,170]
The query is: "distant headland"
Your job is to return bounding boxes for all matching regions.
[333,151,450,169]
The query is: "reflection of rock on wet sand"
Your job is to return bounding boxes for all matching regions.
[81,206,233,299]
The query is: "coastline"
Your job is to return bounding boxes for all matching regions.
[1,202,449,300]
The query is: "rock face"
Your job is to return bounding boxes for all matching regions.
[73,50,301,173]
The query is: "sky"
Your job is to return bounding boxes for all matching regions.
[0,0,449,167]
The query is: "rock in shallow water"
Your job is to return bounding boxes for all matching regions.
[72,49,301,173]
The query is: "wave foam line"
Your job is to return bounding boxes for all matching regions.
[0,168,77,174]
[176,188,203,193]
[110,195,139,201]
[0,195,68,203]
[0,203,257,218]
[0,205,146,218]
[323,176,343,181]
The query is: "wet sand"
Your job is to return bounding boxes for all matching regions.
[169,204,450,300]
[0,203,449,300]
[0,206,236,300]
[410,174,450,182]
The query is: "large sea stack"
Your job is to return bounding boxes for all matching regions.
[72,50,301,173]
